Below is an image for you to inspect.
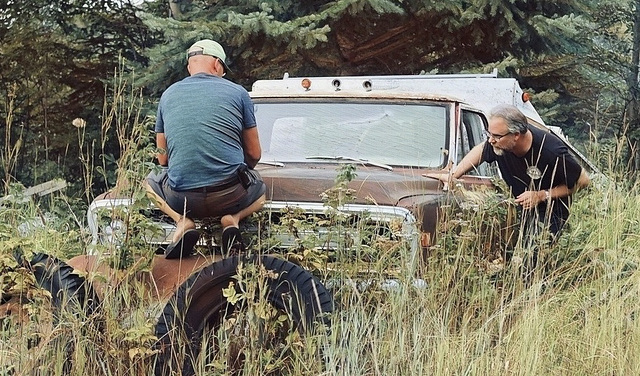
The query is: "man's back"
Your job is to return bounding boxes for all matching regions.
[156,72,256,190]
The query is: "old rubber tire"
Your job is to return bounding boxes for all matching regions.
[29,252,99,317]
[23,253,100,373]
[154,255,333,376]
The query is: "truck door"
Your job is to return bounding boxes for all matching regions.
[459,109,499,177]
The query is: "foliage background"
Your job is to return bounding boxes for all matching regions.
[1,0,639,199]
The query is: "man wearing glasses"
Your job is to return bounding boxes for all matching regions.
[145,39,266,259]
[428,104,590,240]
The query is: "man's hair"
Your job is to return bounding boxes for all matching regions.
[489,104,528,134]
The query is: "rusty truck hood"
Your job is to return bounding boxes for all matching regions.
[256,163,445,207]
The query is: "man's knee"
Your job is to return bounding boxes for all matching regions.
[235,193,266,218]
[251,193,267,211]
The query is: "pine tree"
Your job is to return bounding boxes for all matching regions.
[138,0,597,125]
[0,0,151,190]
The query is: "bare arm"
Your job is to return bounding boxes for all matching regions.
[451,142,485,179]
[572,168,590,193]
[156,133,168,167]
[242,127,262,169]
[424,141,486,184]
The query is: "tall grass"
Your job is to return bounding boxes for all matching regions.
[318,177,640,376]
[2,164,638,375]
[2,74,640,375]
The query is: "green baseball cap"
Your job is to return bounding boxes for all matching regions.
[187,39,231,73]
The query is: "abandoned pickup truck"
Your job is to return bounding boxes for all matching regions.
[88,70,596,259]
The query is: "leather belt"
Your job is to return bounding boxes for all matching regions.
[179,176,240,193]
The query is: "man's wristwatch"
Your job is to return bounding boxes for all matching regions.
[544,190,551,200]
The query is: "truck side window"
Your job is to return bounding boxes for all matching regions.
[461,110,499,177]
[457,116,471,164]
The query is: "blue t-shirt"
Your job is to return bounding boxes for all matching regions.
[156,73,256,190]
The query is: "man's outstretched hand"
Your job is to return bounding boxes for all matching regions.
[423,170,457,191]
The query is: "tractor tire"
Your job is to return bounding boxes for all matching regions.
[18,253,101,374]
[154,255,333,376]
[29,253,99,317]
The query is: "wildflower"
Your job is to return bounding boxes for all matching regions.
[72,118,86,128]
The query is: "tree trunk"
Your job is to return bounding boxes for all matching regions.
[169,0,183,19]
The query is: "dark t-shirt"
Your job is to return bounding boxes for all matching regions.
[482,126,582,234]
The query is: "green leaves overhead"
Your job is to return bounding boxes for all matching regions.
[0,0,151,192]
[3,0,640,194]
[226,8,330,48]
[141,0,598,85]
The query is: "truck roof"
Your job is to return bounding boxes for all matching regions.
[250,69,545,126]
[251,70,601,175]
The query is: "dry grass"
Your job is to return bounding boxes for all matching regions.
[2,71,640,375]
[4,175,640,375]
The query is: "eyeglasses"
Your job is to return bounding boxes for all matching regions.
[483,130,511,141]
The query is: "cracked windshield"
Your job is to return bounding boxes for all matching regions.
[255,102,447,167]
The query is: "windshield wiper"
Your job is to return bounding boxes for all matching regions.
[305,156,393,171]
